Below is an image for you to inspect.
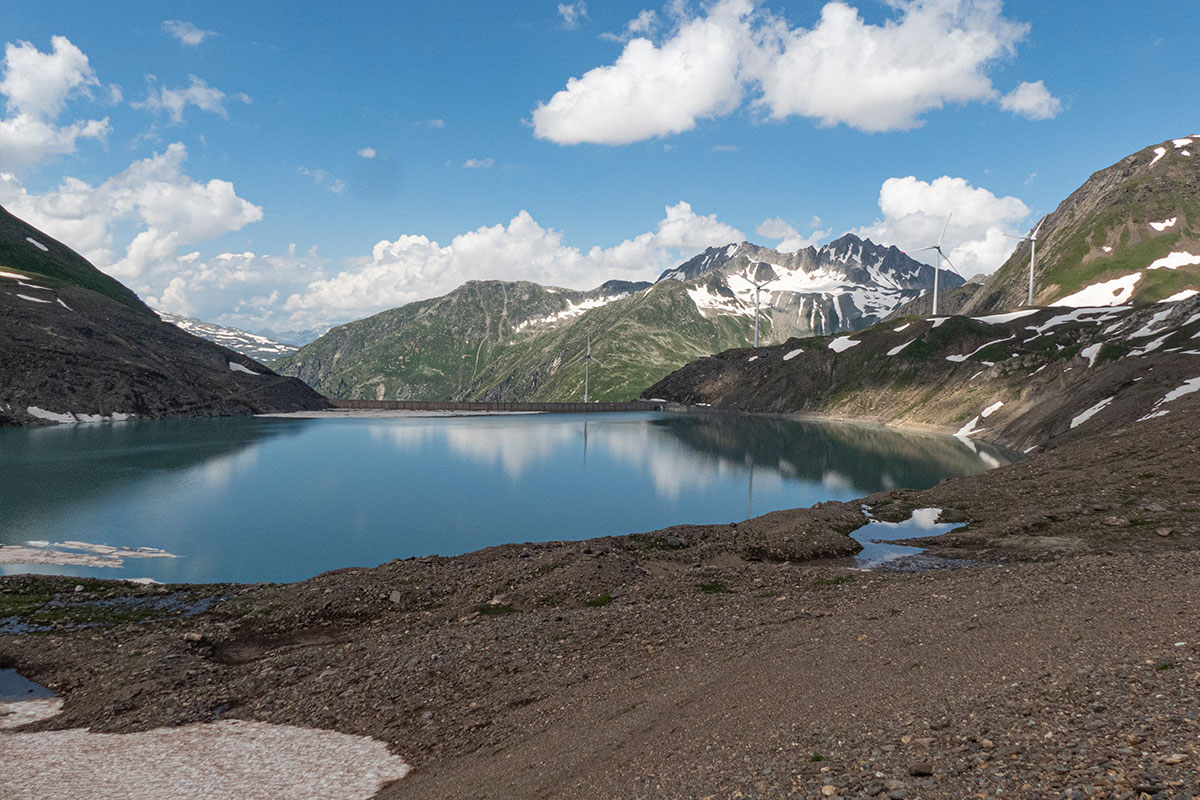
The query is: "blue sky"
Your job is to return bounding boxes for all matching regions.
[1,1,1196,333]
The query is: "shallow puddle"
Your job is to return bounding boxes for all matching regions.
[852,507,963,568]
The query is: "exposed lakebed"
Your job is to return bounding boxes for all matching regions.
[0,413,1015,584]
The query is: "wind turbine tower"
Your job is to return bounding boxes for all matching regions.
[1004,218,1045,307]
[569,325,604,402]
[912,214,959,316]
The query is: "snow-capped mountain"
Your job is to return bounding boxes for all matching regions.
[156,311,298,363]
[658,234,962,338]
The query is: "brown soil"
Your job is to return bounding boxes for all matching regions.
[3,401,1200,798]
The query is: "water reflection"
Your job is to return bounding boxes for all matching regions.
[0,413,1015,584]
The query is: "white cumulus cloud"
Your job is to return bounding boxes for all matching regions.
[134,74,247,123]
[279,201,744,330]
[558,2,589,29]
[999,80,1062,120]
[0,35,110,170]
[534,0,1056,144]
[855,175,1030,277]
[756,216,831,252]
[0,143,262,294]
[162,20,217,47]
[463,158,495,168]
[357,147,377,159]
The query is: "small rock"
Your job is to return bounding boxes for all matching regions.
[489,593,512,606]
[821,785,838,797]
[863,782,884,797]
[884,779,906,791]
[389,590,403,604]
[182,631,205,643]
[74,585,84,592]
[1162,753,1186,764]
[1156,528,1173,537]
[907,763,933,777]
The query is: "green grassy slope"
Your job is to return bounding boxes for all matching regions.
[0,205,151,314]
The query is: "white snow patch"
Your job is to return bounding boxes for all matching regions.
[946,336,1014,363]
[1149,217,1178,232]
[228,362,260,375]
[828,336,860,353]
[0,269,30,280]
[1184,150,1193,157]
[1147,251,1200,271]
[1022,446,1038,454]
[1129,333,1172,356]
[1026,307,1128,336]
[1052,273,1142,307]
[783,348,803,361]
[1080,343,1103,367]
[887,339,915,357]
[24,236,49,252]
[16,293,51,304]
[26,406,75,423]
[955,416,982,438]
[1156,377,1200,408]
[1160,290,1199,303]
[56,297,73,311]
[0,698,64,730]
[1149,146,1167,166]
[1138,410,1170,422]
[892,322,911,332]
[0,719,410,799]
[972,310,1039,325]
[1102,246,1113,253]
[1174,138,1193,148]
[747,356,759,363]
[981,401,1004,418]
[1070,396,1114,429]
[1127,307,1174,338]
[930,317,948,328]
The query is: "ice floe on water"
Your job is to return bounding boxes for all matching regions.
[828,336,860,353]
[228,361,261,375]
[0,541,178,568]
[1070,396,1114,429]
[783,348,803,361]
[0,718,410,799]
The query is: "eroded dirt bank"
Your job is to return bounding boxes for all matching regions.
[3,405,1200,799]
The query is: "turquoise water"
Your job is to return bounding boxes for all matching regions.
[0,413,1015,584]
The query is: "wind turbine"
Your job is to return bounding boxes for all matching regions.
[746,263,778,347]
[911,214,960,316]
[567,324,603,402]
[1004,217,1045,307]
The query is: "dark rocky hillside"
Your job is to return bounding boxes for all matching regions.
[0,205,328,426]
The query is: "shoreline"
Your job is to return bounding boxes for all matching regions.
[3,402,1199,798]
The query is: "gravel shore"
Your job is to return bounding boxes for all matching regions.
[3,400,1199,799]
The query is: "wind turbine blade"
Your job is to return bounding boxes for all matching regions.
[1032,217,1045,238]
[939,253,963,277]
[911,245,939,253]
[938,213,953,246]
[1002,233,1029,241]
[590,356,605,367]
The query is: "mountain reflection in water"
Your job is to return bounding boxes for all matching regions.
[0,413,1014,584]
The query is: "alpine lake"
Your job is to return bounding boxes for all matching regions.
[0,412,1017,584]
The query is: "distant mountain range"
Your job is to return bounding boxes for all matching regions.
[156,311,298,363]
[274,234,956,402]
[0,205,327,427]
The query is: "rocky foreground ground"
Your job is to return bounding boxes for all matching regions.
[3,400,1200,799]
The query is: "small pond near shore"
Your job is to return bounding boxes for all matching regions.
[0,413,1015,584]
